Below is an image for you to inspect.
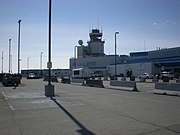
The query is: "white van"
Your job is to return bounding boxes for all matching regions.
[160,71,174,79]
[72,68,93,79]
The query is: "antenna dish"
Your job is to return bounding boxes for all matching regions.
[78,40,83,45]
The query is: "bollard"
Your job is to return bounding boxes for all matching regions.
[152,78,159,83]
[43,76,58,82]
[176,79,180,83]
[85,79,104,88]
[162,77,169,82]
[139,78,146,82]
[121,77,126,81]
[61,77,70,84]
[110,80,138,91]
[130,76,135,81]
[154,82,180,96]
[104,77,108,81]
[71,78,84,85]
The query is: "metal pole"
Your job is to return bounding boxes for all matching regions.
[48,0,52,85]
[115,32,119,77]
[74,46,77,68]
[10,54,12,73]
[27,57,30,69]
[1,51,3,73]
[9,39,11,73]
[45,0,54,97]
[40,52,43,77]
[18,20,22,74]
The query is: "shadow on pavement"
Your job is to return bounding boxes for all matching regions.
[51,97,95,135]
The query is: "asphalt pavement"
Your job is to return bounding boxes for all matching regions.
[0,79,180,135]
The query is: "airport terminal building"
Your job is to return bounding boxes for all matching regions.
[108,47,180,77]
[70,29,180,77]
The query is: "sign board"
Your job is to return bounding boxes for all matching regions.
[47,62,52,68]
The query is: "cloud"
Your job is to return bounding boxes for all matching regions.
[153,20,177,27]
[153,22,157,26]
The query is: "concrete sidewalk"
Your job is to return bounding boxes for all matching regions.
[0,79,180,135]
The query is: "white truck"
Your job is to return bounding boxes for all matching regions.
[71,68,94,79]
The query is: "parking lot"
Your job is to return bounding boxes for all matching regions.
[0,79,180,135]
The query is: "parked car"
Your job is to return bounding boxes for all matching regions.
[2,73,21,86]
[27,73,40,79]
[160,71,174,79]
[0,73,5,82]
[138,73,154,79]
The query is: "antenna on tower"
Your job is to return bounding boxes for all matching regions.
[101,26,103,33]
[97,17,99,29]
[1,51,3,73]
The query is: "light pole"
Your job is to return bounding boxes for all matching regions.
[18,19,22,74]
[115,31,119,79]
[45,0,55,97]
[74,45,78,68]
[1,51,3,73]
[27,57,30,70]
[9,39,11,73]
[48,0,52,85]
[40,52,43,77]
[10,54,12,73]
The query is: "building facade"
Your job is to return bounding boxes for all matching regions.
[70,29,180,77]
[21,69,71,78]
[69,29,129,76]
[108,47,180,77]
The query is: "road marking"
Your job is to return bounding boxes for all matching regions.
[2,91,15,110]
[2,91,84,111]
[2,91,8,100]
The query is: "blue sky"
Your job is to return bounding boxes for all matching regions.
[0,0,180,73]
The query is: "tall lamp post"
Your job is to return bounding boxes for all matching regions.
[115,31,119,79]
[74,45,78,69]
[18,20,22,74]
[45,0,55,97]
[27,57,30,70]
[10,54,12,73]
[26,57,30,77]
[40,52,43,77]
[9,39,11,73]
[1,51,3,73]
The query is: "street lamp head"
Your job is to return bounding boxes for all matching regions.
[115,32,119,35]
[18,20,22,23]
[9,39,11,41]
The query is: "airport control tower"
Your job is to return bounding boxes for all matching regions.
[87,29,105,56]
[76,29,105,58]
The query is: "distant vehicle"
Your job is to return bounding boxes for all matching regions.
[27,73,39,79]
[2,73,21,86]
[138,73,154,79]
[0,73,5,82]
[160,71,174,79]
[71,68,94,79]
[29,73,35,78]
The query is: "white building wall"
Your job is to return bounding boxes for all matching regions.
[107,62,154,77]
[76,55,118,69]
[77,46,84,58]
[130,62,152,76]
